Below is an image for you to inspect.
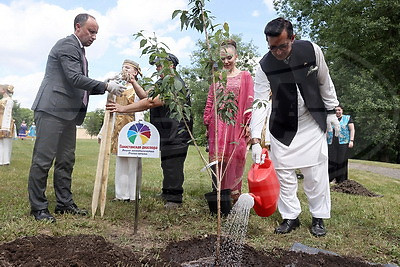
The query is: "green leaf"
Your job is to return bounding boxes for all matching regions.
[172,10,182,19]
[223,22,229,33]
[174,77,183,91]
[139,39,147,48]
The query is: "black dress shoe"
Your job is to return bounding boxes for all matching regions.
[310,217,326,237]
[55,203,88,216]
[31,209,56,223]
[274,218,300,234]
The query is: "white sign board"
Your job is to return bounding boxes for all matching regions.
[117,121,160,158]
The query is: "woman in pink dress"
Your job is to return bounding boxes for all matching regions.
[203,39,254,202]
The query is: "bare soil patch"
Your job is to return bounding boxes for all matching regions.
[0,234,385,267]
[0,235,150,267]
[331,179,383,197]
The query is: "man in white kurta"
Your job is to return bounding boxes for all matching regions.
[250,18,340,237]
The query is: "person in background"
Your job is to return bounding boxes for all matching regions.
[0,84,15,166]
[98,59,145,202]
[106,53,193,209]
[250,17,340,237]
[28,13,125,223]
[28,122,36,141]
[18,120,28,140]
[327,105,355,184]
[203,39,254,203]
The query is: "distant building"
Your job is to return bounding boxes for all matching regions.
[76,126,93,139]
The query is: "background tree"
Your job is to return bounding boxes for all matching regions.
[83,109,105,137]
[274,0,400,162]
[11,101,34,133]
[180,34,260,146]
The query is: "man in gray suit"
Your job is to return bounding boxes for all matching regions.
[28,13,125,222]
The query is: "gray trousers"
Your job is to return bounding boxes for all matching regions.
[28,111,77,211]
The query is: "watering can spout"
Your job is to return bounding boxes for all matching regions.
[248,193,262,211]
[237,193,255,209]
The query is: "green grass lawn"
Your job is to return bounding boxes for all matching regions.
[1,139,399,265]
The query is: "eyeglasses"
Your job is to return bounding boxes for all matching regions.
[269,42,290,52]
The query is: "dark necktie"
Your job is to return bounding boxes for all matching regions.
[81,47,88,106]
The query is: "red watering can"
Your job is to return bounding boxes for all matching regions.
[248,148,280,217]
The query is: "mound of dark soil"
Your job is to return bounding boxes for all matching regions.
[331,179,383,197]
[0,234,385,267]
[0,234,162,267]
[162,235,382,267]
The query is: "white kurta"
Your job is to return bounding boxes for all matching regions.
[269,89,328,169]
[251,42,339,169]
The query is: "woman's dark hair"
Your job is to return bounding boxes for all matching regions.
[264,17,293,39]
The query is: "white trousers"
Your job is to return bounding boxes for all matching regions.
[115,157,142,200]
[276,159,331,219]
[0,138,12,165]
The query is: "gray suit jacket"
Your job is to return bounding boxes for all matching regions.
[32,34,106,125]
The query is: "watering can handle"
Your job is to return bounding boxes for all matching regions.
[253,148,270,170]
[262,148,269,158]
[260,148,270,164]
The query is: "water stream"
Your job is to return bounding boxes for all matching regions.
[182,193,255,266]
[219,193,254,266]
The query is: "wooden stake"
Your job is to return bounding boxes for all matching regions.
[99,110,113,217]
[92,93,114,218]
[133,174,140,234]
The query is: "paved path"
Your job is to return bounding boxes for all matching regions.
[349,162,400,180]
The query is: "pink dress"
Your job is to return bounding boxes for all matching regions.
[203,71,254,193]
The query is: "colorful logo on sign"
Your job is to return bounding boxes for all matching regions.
[127,122,151,145]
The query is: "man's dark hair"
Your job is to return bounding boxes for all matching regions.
[166,53,179,67]
[264,17,293,39]
[150,53,179,68]
[74,13,95,30]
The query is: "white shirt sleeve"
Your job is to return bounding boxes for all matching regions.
[134,94,145,121]
[313,43,339,110]
[250,64,271,139]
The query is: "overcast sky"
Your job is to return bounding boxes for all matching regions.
[0,0,277,111]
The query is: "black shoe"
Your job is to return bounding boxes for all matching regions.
[274,218,300,234]
[310,217,326,237]
[55,203,88,216]
[31,209,56,223]
[155,192,166,201]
